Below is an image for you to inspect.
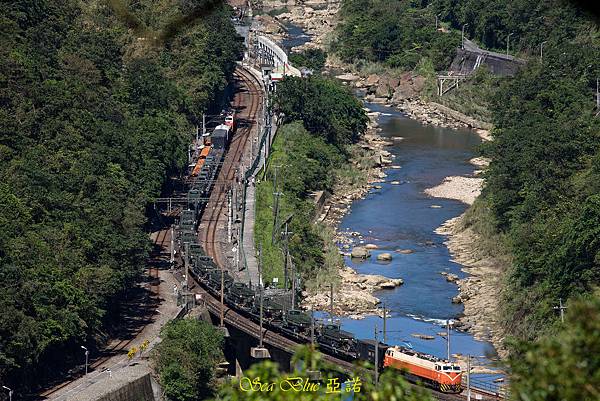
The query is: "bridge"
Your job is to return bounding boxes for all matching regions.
[253,35,302,79]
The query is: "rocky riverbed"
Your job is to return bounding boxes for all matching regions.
[302,266,403,319]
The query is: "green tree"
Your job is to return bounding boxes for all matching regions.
[509,293,600,401]
[274,76,368,148]
[153,319,224,401]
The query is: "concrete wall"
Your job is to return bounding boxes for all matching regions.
[69,365,155,401]
[450,49,524,77]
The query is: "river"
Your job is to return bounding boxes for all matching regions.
[282,24,504,387]
[335,104,502,379]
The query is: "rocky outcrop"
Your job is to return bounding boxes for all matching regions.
[376,253,393,261]
[436,216,509,358]
[351,246,370,259]
[302,267,403,318]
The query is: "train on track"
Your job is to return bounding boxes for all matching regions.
[177,104,462,394]
[185,109,235,211]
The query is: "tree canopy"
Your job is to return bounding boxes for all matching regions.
[273,76,368,148]
[153,319,224,401]
[0,0,241,392]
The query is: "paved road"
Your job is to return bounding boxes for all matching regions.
[463,38,523,62]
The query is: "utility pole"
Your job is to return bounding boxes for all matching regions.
[170,224,175,265]
[461,24,469,49]
[330,284,334,323]
[310,307,315,347]
[81,346,89,375]
[202,113,206,137]
[553,298,567,323]
[466,355,472,401]
[271,166,282,244]
[283,222,289,290]
[250,246,270,359]
[507,32,514,56]
[258,246,264,347]
[289,252,296,310]
[540,41,547,62]
[596,78,600,115]
[374,324,379,386]
[227,187,232,243]
[382,302,387,344]
[446,319,451,361]
[220,265,225,327]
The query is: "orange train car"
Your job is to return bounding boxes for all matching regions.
[383,346,462,393]
[191,145,211,176]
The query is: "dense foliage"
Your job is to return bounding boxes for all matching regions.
[431,0,596,53]
[274,76,368,148]
[509,293,600,401]
[334,0,461,70]
[153,319,224,401]
[215,345,433,401]
[255,123,344,283]
[335,0,595,67]
[289,48,327,72]
[256,76,367,285]
[478,11,600,340]
[0,0,241,392]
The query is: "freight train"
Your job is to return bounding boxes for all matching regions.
[181,240,462,393]
[177,110,462,394]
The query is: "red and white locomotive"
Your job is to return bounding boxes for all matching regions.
[383,346,463,393]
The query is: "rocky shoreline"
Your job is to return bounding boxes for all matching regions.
[435,216,508,358]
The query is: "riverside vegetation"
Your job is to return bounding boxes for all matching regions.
[254,76,368,289]
[327,0,600,399]
[0,0,242,393]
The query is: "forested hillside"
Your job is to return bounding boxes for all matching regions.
[0,0,241,391]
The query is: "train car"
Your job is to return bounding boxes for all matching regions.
[180,209,196,231]
[251,298,284,322]
[318,324,358,354]
[207,270,234,292]
[383,346,462,393]
[180,229,196,245]
[227,282,255,308]
[191,146,212,176]
[356,339,389,366]
[224,111,235,131]
[192,256,216,279]
[211,125,231,150]
[283,309,311,333]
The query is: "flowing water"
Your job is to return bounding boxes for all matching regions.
[333,104,502,378]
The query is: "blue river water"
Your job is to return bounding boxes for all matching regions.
[336,103,492,355]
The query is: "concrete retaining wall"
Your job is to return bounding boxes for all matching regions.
[70,365,155,401]
[450,49,524,77]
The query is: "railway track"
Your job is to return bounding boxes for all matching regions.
[199,67,260,267]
